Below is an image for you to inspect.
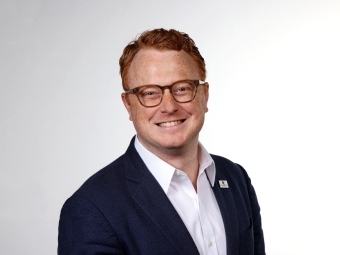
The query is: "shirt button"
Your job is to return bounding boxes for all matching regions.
[176,170,181,176]
[208,240,212,247]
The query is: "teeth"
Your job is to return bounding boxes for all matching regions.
[158,120,183,127]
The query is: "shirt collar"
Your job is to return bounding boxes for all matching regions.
[134,136,216,194]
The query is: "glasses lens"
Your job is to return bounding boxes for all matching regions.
[138,85,162,106]
[172,81,195,102]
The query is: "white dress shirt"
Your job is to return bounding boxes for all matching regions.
[135,137,226,255]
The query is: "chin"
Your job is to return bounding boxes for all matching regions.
[158,136,193,150]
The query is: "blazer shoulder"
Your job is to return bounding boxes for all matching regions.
[67,152,132,206]
[210,154,250,183]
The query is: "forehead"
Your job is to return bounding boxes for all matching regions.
[126,48,200,88]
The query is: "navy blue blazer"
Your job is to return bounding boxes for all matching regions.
[58,137,265,254]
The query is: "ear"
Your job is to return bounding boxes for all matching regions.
[203,82,209,113]
[121,93,132,121]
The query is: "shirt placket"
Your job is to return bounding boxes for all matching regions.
[197,175,219,255]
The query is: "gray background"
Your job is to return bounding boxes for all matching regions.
[1,0,339,254]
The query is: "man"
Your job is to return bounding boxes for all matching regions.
[58,28,265,255]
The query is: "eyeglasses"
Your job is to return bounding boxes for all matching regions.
[124,80,206,107]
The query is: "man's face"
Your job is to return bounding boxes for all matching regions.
[122,48,209,155]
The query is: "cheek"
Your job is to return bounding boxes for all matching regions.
[130,107,142,123]
[128,104,140,123]
[130,105,155,124]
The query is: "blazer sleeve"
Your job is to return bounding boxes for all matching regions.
[58,195,124,255]
[238,164,266,255]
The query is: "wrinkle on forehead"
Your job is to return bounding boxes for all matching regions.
[126,48,200,88]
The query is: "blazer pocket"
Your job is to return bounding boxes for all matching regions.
[239,219,254,255]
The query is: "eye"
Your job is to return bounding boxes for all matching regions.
[177,86,189,92]
[139,87,162,98]
[173,82,193,94]
[144,91,156,96]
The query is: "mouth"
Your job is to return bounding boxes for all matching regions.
[156,119,185,127]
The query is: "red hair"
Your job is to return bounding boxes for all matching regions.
[119,28,206,90]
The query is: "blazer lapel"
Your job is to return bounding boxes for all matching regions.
[212,156,240,255]
[123,138,200,255]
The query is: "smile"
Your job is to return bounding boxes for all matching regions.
[157,120,184,127]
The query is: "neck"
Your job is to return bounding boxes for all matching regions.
[138,137,200,189]
[161,147,200,191]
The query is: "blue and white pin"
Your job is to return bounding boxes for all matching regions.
[219,180,229,188]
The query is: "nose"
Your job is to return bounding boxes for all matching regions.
[159,89,179,113]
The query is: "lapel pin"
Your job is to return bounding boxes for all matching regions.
[219,180,229,188]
